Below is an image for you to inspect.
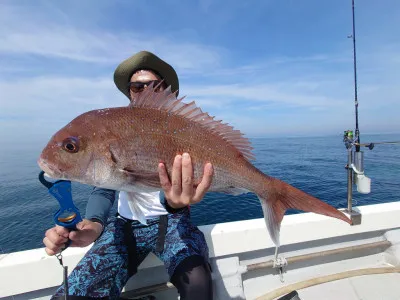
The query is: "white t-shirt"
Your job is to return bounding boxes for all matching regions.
[117,190,168,224]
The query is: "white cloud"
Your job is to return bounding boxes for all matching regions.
[0,28,222,72]
[184,83,347,109]
[0,76,123,118]
[0,3,222,74]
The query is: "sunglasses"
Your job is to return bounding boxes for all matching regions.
[128,80,163,93]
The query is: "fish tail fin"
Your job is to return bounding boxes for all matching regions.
[257,178,352,246]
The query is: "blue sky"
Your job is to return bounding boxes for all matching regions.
[0,0,399,143]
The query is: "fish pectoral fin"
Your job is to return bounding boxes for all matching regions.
[109,142,160,188]
[119,168,160,188]
[218,187,250,196]
[108,142,138,168]
[108,141,124,166]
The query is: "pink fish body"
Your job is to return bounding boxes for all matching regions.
[38,85,351,245]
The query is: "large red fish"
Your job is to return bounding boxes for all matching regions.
[38,84,352,246]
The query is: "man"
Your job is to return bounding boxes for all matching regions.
[43,51,214,300]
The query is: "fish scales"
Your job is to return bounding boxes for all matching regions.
[38,85,352,246]
[92,106,253,188]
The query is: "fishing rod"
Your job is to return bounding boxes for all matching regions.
[351,0,360,153]
[343,0,364,224]
[343,0,400,223]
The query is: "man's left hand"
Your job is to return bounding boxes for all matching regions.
[158,152,213,209]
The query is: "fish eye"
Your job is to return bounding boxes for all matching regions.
[62,137,79,153]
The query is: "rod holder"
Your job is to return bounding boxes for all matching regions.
[344,148,362,225]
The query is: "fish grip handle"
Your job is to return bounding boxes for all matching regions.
[49,181,82,229]
[38,171,83,249]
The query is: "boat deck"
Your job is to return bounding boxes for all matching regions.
[288,272,400,300]
[242,236,400,300]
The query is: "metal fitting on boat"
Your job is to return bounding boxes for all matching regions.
[351,151,371,194]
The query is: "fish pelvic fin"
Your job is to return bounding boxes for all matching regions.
[258,178,352,247]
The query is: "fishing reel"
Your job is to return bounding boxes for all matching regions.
[343,130,354,149]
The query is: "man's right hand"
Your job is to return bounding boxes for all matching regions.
[43,219,103,256]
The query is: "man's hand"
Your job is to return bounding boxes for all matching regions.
[69,219,103,247]
[43,225,69,256]
[158,152,213,209]
[43,219,103,256]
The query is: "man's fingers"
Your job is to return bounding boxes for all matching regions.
[161,153,211,208]
[75,220,86,231]
[69,234,84,247]
[43,236,63,256]
[43,236,57,250]
[69,230,90,247]
[158,163,171,193]
[192,163,213,204]
[43,226,70,256]
[181,153,193,196]
[54,225,69,238]
[171,154,183,195]
[69,230,80,242]
[46,228,68,245]
[75,219,94,231]
[43,219,104,254]
[45,248,57,256]
[69,228,89,244]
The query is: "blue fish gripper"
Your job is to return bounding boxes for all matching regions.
[38,171,82,230]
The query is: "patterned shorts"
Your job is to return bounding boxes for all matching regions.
[52,207,209,299]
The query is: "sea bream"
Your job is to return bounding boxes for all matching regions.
[38,84,352,246]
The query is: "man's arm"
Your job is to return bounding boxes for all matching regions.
[85,187,116,229]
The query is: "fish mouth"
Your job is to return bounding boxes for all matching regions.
[37,157,63,179]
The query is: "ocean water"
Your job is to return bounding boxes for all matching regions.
[0,133,399,254]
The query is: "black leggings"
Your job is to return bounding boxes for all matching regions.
[170,255,213,300]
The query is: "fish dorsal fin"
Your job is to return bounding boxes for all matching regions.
[129,82,255,161]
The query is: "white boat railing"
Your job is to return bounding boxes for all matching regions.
[1,201,400,299]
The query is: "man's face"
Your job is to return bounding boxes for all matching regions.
[129,70,166,102]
